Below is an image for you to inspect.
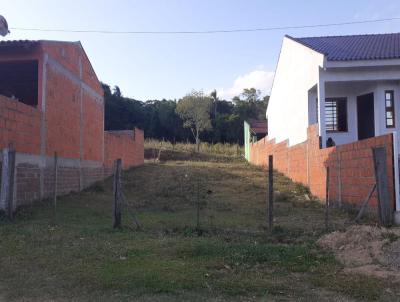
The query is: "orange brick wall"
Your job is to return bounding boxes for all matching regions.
[104,128,144,170]
[0,95,41,154]
[250,124,395,208]
[0,41,145,209]
[45,66,81,158]
[41,42,103,95]
[82,91,104,162]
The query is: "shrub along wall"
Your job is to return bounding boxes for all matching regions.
[250,124,395,208]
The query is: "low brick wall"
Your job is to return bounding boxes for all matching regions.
[15,159,106,206]
[104,128,144,170]
[0,95,145,210]
[250,125,395,208]
[0,95,41,154]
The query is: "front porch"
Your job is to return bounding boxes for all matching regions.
[309,80,400,151]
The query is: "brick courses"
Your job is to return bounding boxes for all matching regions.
[250,124,395,208]
[0,41,144,208]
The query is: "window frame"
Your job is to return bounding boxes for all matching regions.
[385,90,395,128]
[325,97,348,133]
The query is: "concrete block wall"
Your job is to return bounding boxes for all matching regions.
[250,124,395,208]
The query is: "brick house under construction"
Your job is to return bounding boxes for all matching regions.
[0,40,143,211]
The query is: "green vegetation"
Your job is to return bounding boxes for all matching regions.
[175,90,213,152]
[144,139,243,157]
[103,84,268,145]
[0,152,398,301]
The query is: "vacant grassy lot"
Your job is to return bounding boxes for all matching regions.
[0,151,398,301]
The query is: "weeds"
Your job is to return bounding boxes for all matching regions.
[145,139,243,157]
[0,154,396,301]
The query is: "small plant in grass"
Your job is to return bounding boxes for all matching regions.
[382,232,399,243]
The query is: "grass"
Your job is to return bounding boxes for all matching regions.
[0,151,398,301]
[144,139,243,157]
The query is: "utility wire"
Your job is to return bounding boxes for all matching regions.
[9,16,400,35]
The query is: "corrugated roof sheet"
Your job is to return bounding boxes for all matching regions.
[0,40,39,52]
[287,33,400,61]
[0,40,38,46]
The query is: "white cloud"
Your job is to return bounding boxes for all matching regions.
[216,69,274,101]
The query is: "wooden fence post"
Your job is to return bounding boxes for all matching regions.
[0,149,9,212]
[372,147,393,226]
[0,148,16,219]
[113,159,122,228]
[268,155,274,230]
[354,184,376,223]
[325,166,330,231]
[53,152,58,222]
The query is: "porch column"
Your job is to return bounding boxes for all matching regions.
[317,78,326,148]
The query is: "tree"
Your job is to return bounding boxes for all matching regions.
[102,83,268,145]
[232,88,261,103]
[176,90,212,152]
[210,89,218,118]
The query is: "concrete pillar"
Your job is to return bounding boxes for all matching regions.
[39,54,48,200]
[318,71,326,148]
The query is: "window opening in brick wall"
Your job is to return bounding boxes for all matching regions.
[0,60,38,107]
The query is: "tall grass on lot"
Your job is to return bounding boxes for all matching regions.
[145,139,243,157]
[0,155,397,301]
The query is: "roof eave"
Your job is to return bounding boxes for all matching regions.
[325,58,400,68]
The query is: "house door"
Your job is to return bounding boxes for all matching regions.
[357,93,375,140]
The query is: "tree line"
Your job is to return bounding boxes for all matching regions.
[103,83,268,145]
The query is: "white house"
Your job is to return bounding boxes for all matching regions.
[267,33,400,149]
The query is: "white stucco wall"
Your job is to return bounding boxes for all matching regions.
[323,81,376,146]
[307,79,400,148]
[267,37,324,146]
[374,82,400,137]
[268,36,400,148]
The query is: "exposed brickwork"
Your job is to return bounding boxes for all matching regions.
[104,128,144,169]
[0,41,144,209]
[0,95,41,154]
[45,66,82,158]
[82,91,104,162]
[250,125,395,208]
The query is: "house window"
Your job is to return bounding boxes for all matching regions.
[325,98,347,132]
[385,90,395,128]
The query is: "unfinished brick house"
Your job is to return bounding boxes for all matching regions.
[0,40,143,211]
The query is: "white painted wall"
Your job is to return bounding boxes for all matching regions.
[267,37,324,146]
[322,81,376,146]
[267,36,400,149]
[307,88,318,125]
[307,79,400,148]
[374,82,400,150]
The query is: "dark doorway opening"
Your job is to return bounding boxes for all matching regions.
[357,93,375,140]
[0,60,38,107]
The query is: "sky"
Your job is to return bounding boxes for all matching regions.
[2,0,400,101]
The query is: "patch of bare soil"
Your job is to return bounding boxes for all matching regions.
[317,225,400,281]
